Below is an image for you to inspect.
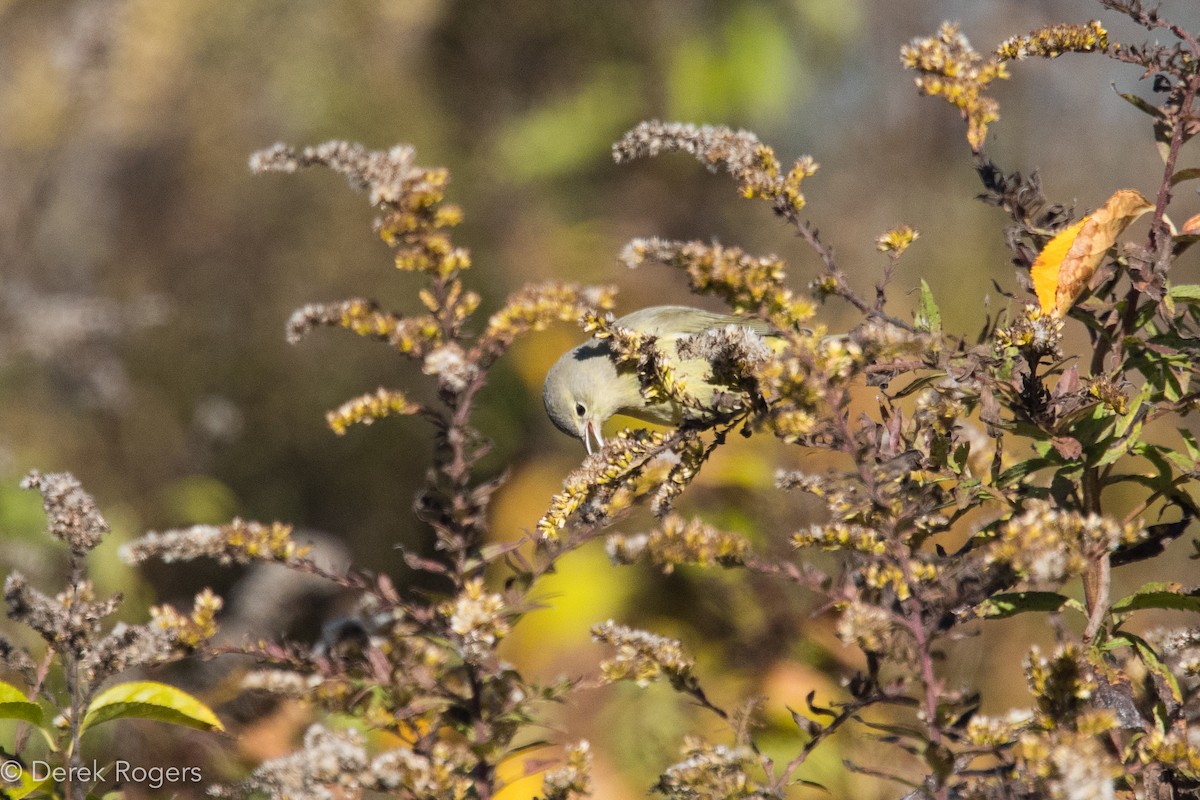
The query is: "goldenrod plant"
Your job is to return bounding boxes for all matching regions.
[9,1,1200,798]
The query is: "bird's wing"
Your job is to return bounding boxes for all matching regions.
[613,306,774,337]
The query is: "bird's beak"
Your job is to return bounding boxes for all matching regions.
[583,419,604,455]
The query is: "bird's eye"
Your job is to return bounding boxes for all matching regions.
[574,402,586,417]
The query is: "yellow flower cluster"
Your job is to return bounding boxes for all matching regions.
[620,238,814,330]
[538,430,670,539]
[286,299,440,355]
[1138,730,1200,775]
[964,709,1034,747]
[224,519,313,564]
[441,577,510,663]
[836,600,898,655]
[875,225,920,254]
[793,522,886,555]
[902,22,1010,153]
[607,514,749,573]
[988,500,1141,585]
[995,20,1108,61]
[327,388,420,435]
[591,620,697,690]
[150,589,223,649]
[995,304,1064,358]
[479,282,617,361]
[613,120,818,214]
[541,741,592,800]
[656,737,765,800]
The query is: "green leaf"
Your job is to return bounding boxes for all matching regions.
[1171,168,1200,187]
[915,279,941,334]
[973,592,1084,619]
[889,372,945,400]
[1180,428,1200,463]
[1110,631,1182,706]
[81,681,223,735]
[1112,582,1200,614]
[996,457,1053,487]
[0,680,43,727]
[1115,90,1164,120]
[1168,284,1200,304]
[4,766,52,800]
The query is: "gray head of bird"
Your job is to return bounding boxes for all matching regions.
[542,341,631,455]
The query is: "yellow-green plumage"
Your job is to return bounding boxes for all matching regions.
[542,305,773,452]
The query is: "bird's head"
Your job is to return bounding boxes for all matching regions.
[543,343,622,455]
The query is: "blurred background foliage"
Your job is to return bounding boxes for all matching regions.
[2,0,1200,797]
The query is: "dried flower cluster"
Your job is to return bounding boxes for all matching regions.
[591,620,698,691]
[902,22,1010,153]
[606,514,749,573]
[121,519,312,566]
[995,20,1109,62]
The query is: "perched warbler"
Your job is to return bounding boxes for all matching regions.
[543,305,774,453]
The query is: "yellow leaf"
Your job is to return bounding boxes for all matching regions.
[81,680,224,734]
[1182,212,1200,236]
[1030,189,1153,316]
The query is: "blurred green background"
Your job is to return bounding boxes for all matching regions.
[2,0,1200,797]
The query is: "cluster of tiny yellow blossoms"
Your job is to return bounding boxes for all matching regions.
[224,722,478,800]
[793,522,886,555]
[251,141,469,278]
[764,405,820,443]
[326,388,420,435]
[965,709,1035,747]
[901,22,1009,153]
[1137,729,1200,775]
[541,741,593,800]
[241,669,325,697]
[538,429,670,538]
[1087,373,1128,415]
[620,238,814,331]
[591,620,697,690]
[121,519,312,566]
[441,577,510,663]
[1025,645,1096,717]
[613,120,818,218]
[649,434,708,517]
[836,600,899,655]
[995,304,1065,358]
[150,589,222,649]
[479,282,616,360]
[606,514,749,573]
[912,387,967,440]
[421,343,477,393]
[369,742,474,798]
[656,736,772,800]
[862,559,938,601]
[995,20,1108,61]
[875,225,920,255]
[814,335,864,383]
[286,298,439,355]
[777,470,866,521]
[987,501,1141,585]
[1013,727,1121,800]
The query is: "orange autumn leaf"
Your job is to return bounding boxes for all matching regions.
[1031,189,1154,316]
[1181,212,1200,236]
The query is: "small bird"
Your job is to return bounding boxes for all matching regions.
[543,305,773,453]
